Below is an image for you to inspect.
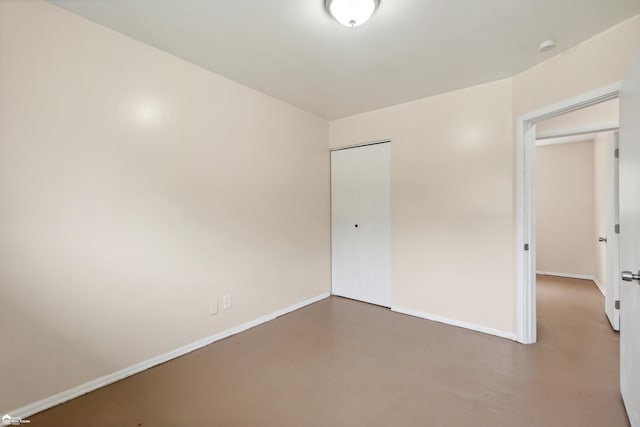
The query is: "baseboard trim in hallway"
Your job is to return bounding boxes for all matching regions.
[8,292,330,420]
[536,271,606,297]
[391,306,517,341]
[592,277,606,297]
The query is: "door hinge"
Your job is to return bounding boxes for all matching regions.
[615,148,619,158]
[615,224,620,234]
[615,300,620,310]
[524,243,529,251]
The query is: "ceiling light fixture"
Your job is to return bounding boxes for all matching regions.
[325,0,380,28]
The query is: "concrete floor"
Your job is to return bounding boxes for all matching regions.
[30,275,627,426]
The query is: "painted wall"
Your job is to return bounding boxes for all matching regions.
[514,16,640,117]
[331,79,516,334]
[330,15,640,336]
[536,140,596,277]
[0,1,330,413]
[2,0,639,416]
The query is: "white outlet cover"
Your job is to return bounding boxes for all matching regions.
[223,295,232,310]
[209,300,218,315]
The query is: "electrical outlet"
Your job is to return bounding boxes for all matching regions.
[209,299,218,316]
[223,294,232,310]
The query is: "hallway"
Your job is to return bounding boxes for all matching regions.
[535,275,625,425]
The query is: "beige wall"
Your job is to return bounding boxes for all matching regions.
[331,78,516,333]
[330,15,640,336]
[536,140,596,277]
[0,1,330,412]
[2,0,639,415]
[514,16,640,117]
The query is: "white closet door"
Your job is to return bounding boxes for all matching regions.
[331,147,360,300]
[331,143,391,307]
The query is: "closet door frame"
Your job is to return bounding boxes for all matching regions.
[330,140,391,307]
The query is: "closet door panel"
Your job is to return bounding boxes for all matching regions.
[331,148,360,299]
[357,143,391,307]
[331,143,391,307]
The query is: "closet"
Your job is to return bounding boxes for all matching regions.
[331,142,391,307]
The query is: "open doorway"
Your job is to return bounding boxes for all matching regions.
[515,83,622,344]
[534,99,620,340]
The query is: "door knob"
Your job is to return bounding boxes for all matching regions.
[598,236,607,243]
[621,270,640,282]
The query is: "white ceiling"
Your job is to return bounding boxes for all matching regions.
[49,0,640,120]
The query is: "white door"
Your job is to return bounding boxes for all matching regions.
[619,53,640,427]
[605,132,621,331]
[331,142,391,307]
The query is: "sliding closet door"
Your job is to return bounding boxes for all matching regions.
[331,142,391,307]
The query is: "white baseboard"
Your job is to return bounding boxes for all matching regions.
[8,292,330,419]
[391,306,516,341]
[591,277,607,297]
[536,271,593,280]
[536,271,606,296]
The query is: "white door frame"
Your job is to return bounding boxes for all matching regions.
[515,82,622,344]
[608,131,621,330]
[536,123,620,141]
[330,140,392,308]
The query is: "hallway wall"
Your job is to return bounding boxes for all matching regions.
[536,140,596,277]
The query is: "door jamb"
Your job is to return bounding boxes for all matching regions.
[515,82,622,344]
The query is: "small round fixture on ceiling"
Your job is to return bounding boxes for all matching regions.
[538,39,556,52]
[325,0,380,27]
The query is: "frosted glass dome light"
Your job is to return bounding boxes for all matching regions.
[325,0,380,27]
